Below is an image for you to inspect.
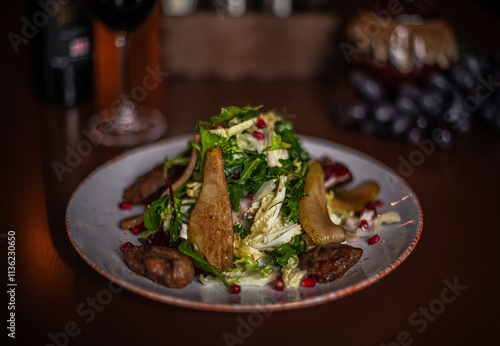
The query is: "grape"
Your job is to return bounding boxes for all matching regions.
[420,87,447,117]
[426,72,456,96]
[372,103,396,136]
[341,51,500,151]
[441,95,473,133]
[475,51,493,75]
[397,83,422,101]
[349,70,386,104]
[394,95,420,117]
[391,113,412,137]
[449,64,475,91]
[330,102,368,127]
[478,100,500,125]
[405,127,427,145]
[460,54,482,77]
[430,125,455,150]
[414,114,434,133]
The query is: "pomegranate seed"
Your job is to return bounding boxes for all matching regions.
[358,219,368,230]
[368,234,380,245]
[256,118,266,129]
[216,124,225,129]
[230,284,241,294]
[252,131,265,140]
[375,200,384,207]
[274,276,285,291]
[131,223,145,235]
[120,242,133,253]
[301,277,316,287]
[366,202,376,210]
[119,202,132,209]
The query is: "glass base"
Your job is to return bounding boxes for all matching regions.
[88,105,167,147]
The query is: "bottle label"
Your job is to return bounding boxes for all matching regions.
[69,36,91,58]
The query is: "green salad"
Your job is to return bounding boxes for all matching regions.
[121,105,400,292]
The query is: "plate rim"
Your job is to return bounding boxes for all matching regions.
[65,134,423,312]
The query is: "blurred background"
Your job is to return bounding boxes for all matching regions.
[3,0,500,150]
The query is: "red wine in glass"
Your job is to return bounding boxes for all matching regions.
[86,0,167,147]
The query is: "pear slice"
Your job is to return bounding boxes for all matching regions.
[333,180,380,212]
[298,161,345,245]
[188,146,234,271]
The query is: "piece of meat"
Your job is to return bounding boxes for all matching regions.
[125,245,195,289]
[299,243,363,283]
[123,164,167,204]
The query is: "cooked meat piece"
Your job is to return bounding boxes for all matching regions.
[125,245,195,289]
[123,164,166,204]
[299,243,363,283]
[124,245,147,274]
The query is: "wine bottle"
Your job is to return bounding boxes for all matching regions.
[29,0,93,106]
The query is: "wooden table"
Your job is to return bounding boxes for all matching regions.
[2,2,499,345]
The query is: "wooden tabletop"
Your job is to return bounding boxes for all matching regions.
[2,1,500,345]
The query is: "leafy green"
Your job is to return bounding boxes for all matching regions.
[143,195,169,231]
[233,224,247,238]
[281,163,307,223]
[178,240,233,291]
[283,132,308,161]
[162,148,191,178]
[274,120,308,162]
[233,156,264,185]
[210,105,263,125]
[228,256,273,276]
[274,120,294,134]
[198,127,227,173]
[266,235,307,268]
[228,184,244,211]
[263,134,292,152]
[224,257,275,285]
[143,191,183,242]
[223,149,247,176]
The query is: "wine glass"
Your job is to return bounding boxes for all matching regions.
[86,0,167,147]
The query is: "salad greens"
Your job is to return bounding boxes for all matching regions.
[140,105,312,289]
[136,105,399,290]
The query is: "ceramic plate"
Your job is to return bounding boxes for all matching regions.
[66,135,423,312]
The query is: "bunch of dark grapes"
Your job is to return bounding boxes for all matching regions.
[332,51,500,149]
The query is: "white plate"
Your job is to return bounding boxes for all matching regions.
[66,135,423,312]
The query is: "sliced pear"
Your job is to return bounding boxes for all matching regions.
[333,180,380,212]
[298,161,345,245]
[188,146,234,271]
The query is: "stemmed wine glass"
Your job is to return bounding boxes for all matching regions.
[86,0,167,147]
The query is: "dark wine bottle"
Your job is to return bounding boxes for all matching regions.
[29,0,93,106]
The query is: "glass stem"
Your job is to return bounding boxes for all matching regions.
[115,30,131,100]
